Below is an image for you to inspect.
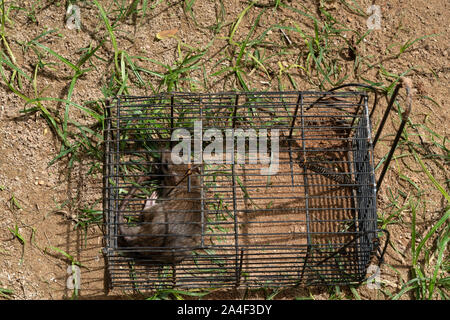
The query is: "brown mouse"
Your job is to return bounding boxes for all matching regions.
[118,150,202,265]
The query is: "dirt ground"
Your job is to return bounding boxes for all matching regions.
[0,0,448,299]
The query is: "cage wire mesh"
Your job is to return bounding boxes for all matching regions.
[103,90,384,290]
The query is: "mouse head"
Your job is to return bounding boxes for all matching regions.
[159,149,201,188]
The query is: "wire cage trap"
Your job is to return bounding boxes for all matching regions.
[103,80,411,291]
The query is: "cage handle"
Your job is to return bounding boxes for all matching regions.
[360,228,390,285]
[374,77,413,192]
[321,78,413,192]
[375,228,390,267]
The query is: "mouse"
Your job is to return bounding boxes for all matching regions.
[118,150,202,265]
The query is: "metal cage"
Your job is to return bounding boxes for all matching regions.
[103,82,411,291]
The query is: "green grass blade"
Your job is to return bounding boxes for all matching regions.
[414,208,450,265]
[32,41,79,72]
[76,40,105,68]
[0,50,32,81]
[9,225,25,244]
[93,0,120,74]
[148,288,210,300]
[25,97,103,121]
[412,149,449,202]
[399,34,439,56]
[0,288,13,296]
[428,227,450,299]
[46,246,85,268]
[228,2,254,45]
[63,72,82,143]
[392,278,420,300]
